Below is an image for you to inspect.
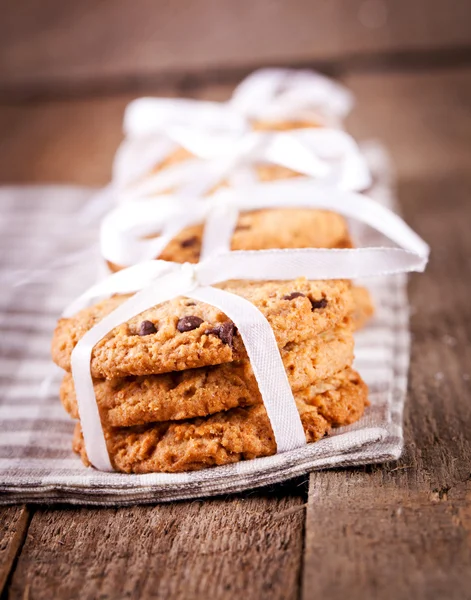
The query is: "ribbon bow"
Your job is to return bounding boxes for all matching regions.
[112,69,366,199]
[229,68,354,124]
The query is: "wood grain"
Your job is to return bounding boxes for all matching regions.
[0,0,470,93]
[7,482,306,599]
[0,507,30,595]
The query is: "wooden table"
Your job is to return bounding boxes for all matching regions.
[1,8,471,596]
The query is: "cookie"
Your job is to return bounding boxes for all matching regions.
[72,368,368,473]
[60,326,354,427]
[52,278,354,378]
[105,208,373,329]
[138,208,352,266]
[105,210,372,329]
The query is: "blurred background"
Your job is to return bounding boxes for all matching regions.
[0,0,469,186]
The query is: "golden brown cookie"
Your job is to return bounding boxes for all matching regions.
[52,278,354,378]
[60,327,354,427]
[72,368,368,473]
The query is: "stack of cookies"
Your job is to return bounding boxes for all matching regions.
[52,278,369,473]
[53,72,374,473]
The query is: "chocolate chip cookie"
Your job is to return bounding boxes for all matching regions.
[52,278,354,378]
[60,325,355,427]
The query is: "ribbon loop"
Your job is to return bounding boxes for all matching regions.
[229,68,354,125]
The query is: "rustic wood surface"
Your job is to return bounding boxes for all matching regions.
[0,507,30,593]
[1,0,470,96]
[7,483,307,600]
[0,43,470,600]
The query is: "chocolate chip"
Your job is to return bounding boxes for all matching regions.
[310,297,328,310]
[186,301,196,306]
[138,320,157,336]
[180,236,198,248]
[282,292,306,301]
[205,320,236,348]
[177,315,204,332]
[235,224,251,231]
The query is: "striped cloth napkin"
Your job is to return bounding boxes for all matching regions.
[0,144,408,505]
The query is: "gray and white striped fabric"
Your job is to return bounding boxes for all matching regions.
[0,144,408,505]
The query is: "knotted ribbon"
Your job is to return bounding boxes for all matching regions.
[112,69,365,199]
[229,67,354,125]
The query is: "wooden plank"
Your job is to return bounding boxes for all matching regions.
[7,483,306,599]
[0,506,30,595]
[0,0,470,93]
[0,85,229,186]
[1,67,471,187]
[302,71,471,599]
[303,175,471,600]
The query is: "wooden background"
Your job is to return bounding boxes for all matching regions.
[1,1,471,598]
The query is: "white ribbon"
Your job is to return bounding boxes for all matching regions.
[100,180,428,269]
[69,214,429,472]
[229,68,354,125]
